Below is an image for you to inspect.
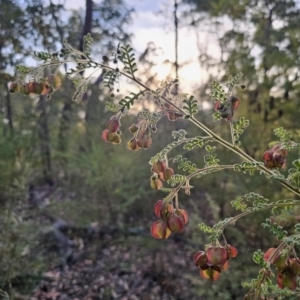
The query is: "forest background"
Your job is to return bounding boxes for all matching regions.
[1,0,300,299]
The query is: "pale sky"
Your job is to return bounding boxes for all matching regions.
[62,0,218,94]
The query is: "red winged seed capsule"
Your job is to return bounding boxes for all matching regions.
[263,248,287,269]
[27,82,43,94]
[151,220,171,239]
[167,214,185,232]
[106,116,120,133]
[137,134,152,149]
[150,178,163,190]
[152,160,166,173]
[128,124,139,134]
[102,129,110,142]
[154,200,164,218]
[167,111,183,121]
[47,74,62,89]
[263,145,288,170]
[9,82,19,93]
[175,209,188,224]
[160,202,174,221]
[226,244,238,258]
[277,270,297,290]
[229,95,240,110]
[200,267,221,281]
[107,131,118,143]
[19,84,30,95]
[194,251,208,269]
[163,167,174,181]
[206,246,228,267]
[41,83,52,95]
[111,134,121,144]
[127,137,140,151]
[221,260,229,271]
[289,258,300,276]
[214,101,224,111]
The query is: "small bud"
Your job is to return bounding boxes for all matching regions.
[102,55,109,63]
[113,59,117,64]
[150,125,157,133]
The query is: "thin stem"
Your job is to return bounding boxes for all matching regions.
[219,201,300,232]
[229,120,235,145]
[175,193,179,209]
[165,165,235,200]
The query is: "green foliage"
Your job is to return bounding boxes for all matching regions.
[182,95,198,117]
[172,129,187,140]
[231,196,248,212]
[198,222,215,234]
[210,81,227,104]
[274,127,292,142]
[82,33,93,58]
[167,174,187,187]
[118,45,137,78]
[252,249,268,267]
[103,70,118,92]
[173,155,198,173]
[119,91,145,112]
[7,4,300,295]
[233,117,249,146]
[262,219,288,241]
[183,136,211,150]
[33,51,55,62]
[226,73,244,92]
[204,145,219,166]
[105,102,121,112]
[234,161,262,175]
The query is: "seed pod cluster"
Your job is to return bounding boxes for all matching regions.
[9,74,62,97]
[102,116,122,144]
[151,199,188,239]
